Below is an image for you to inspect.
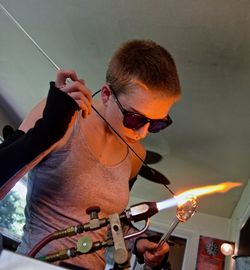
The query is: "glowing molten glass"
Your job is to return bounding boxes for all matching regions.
[157,182,242,212]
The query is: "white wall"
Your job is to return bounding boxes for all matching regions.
[129,196,230,270]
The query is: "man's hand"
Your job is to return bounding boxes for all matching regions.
[136,238,169,268]
[55,69,92,118]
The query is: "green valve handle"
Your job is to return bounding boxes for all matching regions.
[77,236,93,253]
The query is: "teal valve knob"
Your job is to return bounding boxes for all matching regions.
[77,236,93,253]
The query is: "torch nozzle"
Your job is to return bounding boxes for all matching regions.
[124,202,158,222]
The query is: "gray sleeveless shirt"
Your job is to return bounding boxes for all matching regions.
[17,115,132,270]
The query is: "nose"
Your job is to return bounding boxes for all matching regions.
[135,123,150,139]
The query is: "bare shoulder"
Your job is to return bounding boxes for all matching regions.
[19,99,46,132]
[129,142,146,179]
[18,98,75,152]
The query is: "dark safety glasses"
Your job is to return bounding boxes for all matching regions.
[110,86,173,133]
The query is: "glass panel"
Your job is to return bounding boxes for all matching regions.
[0,137,27,238]
[0,180,27,237]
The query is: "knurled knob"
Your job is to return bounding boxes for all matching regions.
[86,206,100,215]
[86,206,101,219]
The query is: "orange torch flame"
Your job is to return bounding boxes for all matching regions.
[156,182,242,211]
[174,182,242,206]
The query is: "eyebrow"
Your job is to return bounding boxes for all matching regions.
[118,99,149,117]
[110,87,145,116]
[110,85,167,120]
[123,104,144,115]
[124,104,168,121]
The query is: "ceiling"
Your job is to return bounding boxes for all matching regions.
[0,0,249,218]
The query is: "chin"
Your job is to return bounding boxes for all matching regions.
[126,137,139,144]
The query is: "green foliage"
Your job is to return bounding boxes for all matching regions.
[0,191,25,236]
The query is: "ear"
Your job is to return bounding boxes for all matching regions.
[101,85,112,104]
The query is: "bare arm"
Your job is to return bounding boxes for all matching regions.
[0,69,93,198]
[0,81,79,197]
[19,99,46,132]
[19,69,93,151]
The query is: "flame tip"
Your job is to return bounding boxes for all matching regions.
[175,181,242,203]
[159,181,242,212]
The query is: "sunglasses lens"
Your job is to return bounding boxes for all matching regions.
[148,117,173,133]
[123,112,147,129]
[148,122,168,133]
[123,111,173,133]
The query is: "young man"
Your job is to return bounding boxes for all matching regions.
[17,40,181,269]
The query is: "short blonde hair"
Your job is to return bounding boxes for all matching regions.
[106,39,181,97]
